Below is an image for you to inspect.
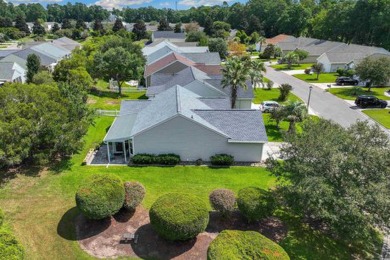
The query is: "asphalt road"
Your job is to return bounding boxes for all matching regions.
[265,67,373,128]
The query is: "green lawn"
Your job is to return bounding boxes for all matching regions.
[253,88,301,104]
[271,63,314,71]
[293,73,338,83]
[88,90,147,110]
[329,87,390,101]
[363,109,390,129]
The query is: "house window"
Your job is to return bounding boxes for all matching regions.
[115,142,123,153]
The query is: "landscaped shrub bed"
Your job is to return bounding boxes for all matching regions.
[209,189,236,216]
[237,187,275,221]
[207,230,289,260]
[124,181,146,210]
[0,230,25,260]
[210,154,234,166]
[132,153,180,165]
[149,193,209,241]
[75,174,125,220]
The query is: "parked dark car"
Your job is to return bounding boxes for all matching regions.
[355,95,388,108]
[335,76,359,86]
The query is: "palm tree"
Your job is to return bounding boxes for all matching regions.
[222,56,249,108]
[282,101,308,134]
[248,60,266,88]
[284,52,299,69]
[278,83,293,101]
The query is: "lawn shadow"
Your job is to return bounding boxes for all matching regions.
[57,207,111,241]
[131,223,197,260]
[113,208,135,223]
[264,124,283,141]
[89,88,124,99]
[0,165,42,186]
[50,159,74,174]
[206,211,287,243]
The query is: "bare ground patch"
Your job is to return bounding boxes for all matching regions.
[76,208,287,259]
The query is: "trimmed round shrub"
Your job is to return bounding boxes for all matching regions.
[0,230,24,260]
[150,193,209,241]
[237,187,275,222]
[75,174,125,220]
[209,189,236,215]
[0,208,4,227]
[124,181,146,210]
[207,230,289,260]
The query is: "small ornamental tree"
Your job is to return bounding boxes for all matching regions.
[112,18,124,32]
[237,187,275,222]
[355,56,390,91]
[132,20,147,40]
[208,230,289,260]
[278,83,292,101]
[51,23,60,33]
[150,193,209,241]
[32,20,45,36]
[75,174,125,220]
[26,54,41,83]
[209,189,236,216]
[312,63,324,80]
[124,181,146,210]
[157,17,172,31]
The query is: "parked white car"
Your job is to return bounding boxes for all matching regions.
[260,101,280,113]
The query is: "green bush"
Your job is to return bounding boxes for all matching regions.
[150,193,209,241]
[124,181,146,210]
[0,208,4,227]
[209,189,236,216]
[237,187,275,222]
[75,174,125,220]
[132,153,181,165]
[0,230,24,260]
[210,154,234,166]
[207,230,289,260]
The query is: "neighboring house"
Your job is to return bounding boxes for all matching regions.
[151,31,186,42]
[103,86,267,163]
[0,50,18,59]
[147,66,253,109]
[317,44,390,72]
[143,40,209,56]
[265,34,296,46]
[144,52,222,87]
[0,62,26,85]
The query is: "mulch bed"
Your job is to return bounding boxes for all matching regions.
[76,207,288,259]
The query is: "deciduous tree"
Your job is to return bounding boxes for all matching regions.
[26,54,40,83]
[355,57,390,91]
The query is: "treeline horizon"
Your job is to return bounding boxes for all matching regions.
[0,0,389,49]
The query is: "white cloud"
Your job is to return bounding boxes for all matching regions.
[95,0,152,9]
[159,1,171,6]
[8,0,62,3]
[178,0,231,7]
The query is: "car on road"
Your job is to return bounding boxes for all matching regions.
[354,95,388,108]
[335,76,359,86]
[261,101,280,112]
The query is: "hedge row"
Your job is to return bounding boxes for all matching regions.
[210,154,234,166]
[0,208,24,260]
[132,153,180,165]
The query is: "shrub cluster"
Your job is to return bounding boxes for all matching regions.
[207,230,289,260]
[210,154,234,166]
[150,193,209,241]
[237,187,275,222]
[209,189,236,216]
[337,68,355,77]
[132,153,180,165]
[0,208,3,227]
[124,181,146,210]
[0,230,25,260]
[75,174,125,220]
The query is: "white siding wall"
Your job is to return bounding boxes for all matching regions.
[317,54,331,72]
[330,64,347,72]
[133,116,264,162]
[236,99,252,109]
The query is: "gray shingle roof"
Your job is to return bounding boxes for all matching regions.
[31,42,70,60]
[119,100,151,115]
[13,48,57,66]
[0,55,27,69]
[104,113,138,142]
[0,62,15,80]
[205,77,254,99]
[199,98,230,109]
[194,110,268,142]
[147,46,173,64]
[182,52,221,65]
[322,43,390,63]
[153,31,185,39]
[0,50,18,58]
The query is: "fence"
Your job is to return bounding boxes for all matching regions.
[96,109,120,116]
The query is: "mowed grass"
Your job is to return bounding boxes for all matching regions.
[87,91,147,110]
[253,88,301,104]
[329,87,390,100]
[293,73,338,83]
[271,63,313,71]
[363,109,390,129]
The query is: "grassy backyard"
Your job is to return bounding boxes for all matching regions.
[363,109,390,129]
[293,73,338,83]
[329,87,390,100]
[271,63,313,70]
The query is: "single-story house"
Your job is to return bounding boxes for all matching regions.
[103,85,267,163]
[317,43,390,72]
[51,37,81,51]
[0,62,26,85]
[143,40,209,56]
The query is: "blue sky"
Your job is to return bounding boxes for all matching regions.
[6,0,242,10]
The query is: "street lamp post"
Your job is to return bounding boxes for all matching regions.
[307,86,313,112]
